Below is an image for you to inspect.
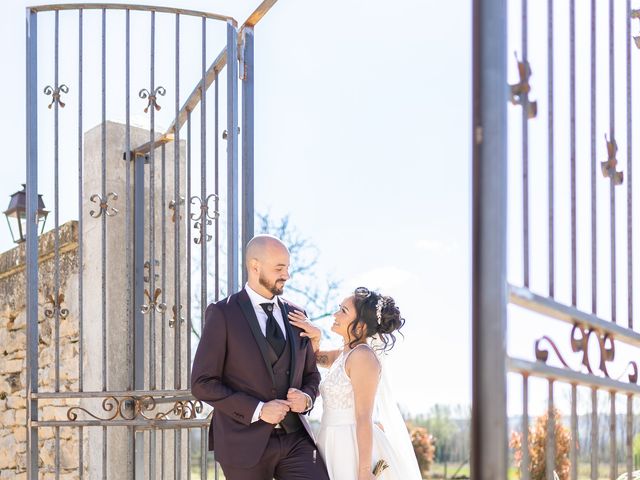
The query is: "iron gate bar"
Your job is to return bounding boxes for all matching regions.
[608,0,618,325]
[173,13,185,475]
[570,384,577,480]
[570,0,577,307]
[173,12,182,393]
[214,74,220,304]
[509,285,640,348]
[25,8,39,479]
[522,0,530,289]
[508,359,640,396]
[161,140,166,480]
[546,380,555,480]
[53,11,62,477]
[627,0,634,330]
[521,376,530,480]
[101,9,108,479]
[187,111,193,385]
[78,8,85,479]
[242,26,255,286]
[627,395,633,478]
[149,9,157,393]
[125,8,133,395]
[610,391,617,479]
[148,13,158,479]
[199,15,208,328]
[547,0,554,299]
[591,388,597,480]
[35,419,212,428]
[591,0,597,316]
[29,3,234,22]
[227,19,240,295]
[34,389,201,399]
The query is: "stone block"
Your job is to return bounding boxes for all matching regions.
[0,359,23,374]
[1,408,15,426]
[7,394,24,410]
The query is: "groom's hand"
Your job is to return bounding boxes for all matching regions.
[259,399,290,424]
[287,388,311,413]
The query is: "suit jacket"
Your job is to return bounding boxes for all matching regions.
[191,288,321,468]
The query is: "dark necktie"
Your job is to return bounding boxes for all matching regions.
[260,303,286,357]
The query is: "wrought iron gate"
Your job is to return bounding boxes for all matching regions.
[474,0,640,478]
[24,2,274,478]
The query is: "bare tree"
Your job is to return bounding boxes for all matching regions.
[256,213,340,321]
[189,213,341,340]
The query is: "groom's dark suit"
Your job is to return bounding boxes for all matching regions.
[191,288,328,479]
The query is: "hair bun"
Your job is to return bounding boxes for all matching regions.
[377,300,404,335]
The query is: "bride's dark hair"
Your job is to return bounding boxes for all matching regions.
[347,287,405,352]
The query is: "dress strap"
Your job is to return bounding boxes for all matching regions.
[342,343,381,377]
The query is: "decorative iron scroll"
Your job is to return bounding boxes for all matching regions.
[141,287,167,314]
[44,84,69,109]
[139,86,166,113]
[170,304,185,328]
[67,395,156,421]
[190,194,218,244]
[535,324,639,384]
[143,260,160,283]
[155,400,203,420]
[631,9,640,49]
[168,196,185,223]
[508,53,537,119]
[89,192,119,218]
[601,135,624,185]
[66,397,206,422]
[44,293,69,319]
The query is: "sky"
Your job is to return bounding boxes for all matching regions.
[3,0,640,429]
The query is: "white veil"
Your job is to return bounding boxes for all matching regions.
[369,335,422,479]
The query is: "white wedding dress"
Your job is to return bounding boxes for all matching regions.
[316,344,422,480]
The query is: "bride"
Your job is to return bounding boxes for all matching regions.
[288,287,422,480]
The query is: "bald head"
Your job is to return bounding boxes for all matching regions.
[245,235,289,265]
[245,235,290,298]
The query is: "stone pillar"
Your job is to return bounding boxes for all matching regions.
[83,121,187,479]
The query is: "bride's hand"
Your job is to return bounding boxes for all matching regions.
[288,311,321,344]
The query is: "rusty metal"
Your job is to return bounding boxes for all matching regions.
[509,53,537,119]
[89,192,118,218]
[44,293,69,319]
[44,84,69,109]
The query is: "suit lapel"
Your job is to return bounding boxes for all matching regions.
[279,299,297,386]
[237,290,275,386]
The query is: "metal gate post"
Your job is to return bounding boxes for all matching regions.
[227,20,240,295]
[25,8,40,480]
[471,0,508,478]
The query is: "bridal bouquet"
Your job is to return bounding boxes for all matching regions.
[372,459,389,477]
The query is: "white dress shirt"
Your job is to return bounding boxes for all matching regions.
[244,283,311,423]
[245,283,287,340]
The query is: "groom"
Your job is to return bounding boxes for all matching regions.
[191,235,329,480]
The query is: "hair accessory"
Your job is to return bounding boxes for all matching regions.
[376,296,389,324]
[355,286,371,298]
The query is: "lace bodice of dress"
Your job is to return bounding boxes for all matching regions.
[319,349,355,410]
[320,344,381,411]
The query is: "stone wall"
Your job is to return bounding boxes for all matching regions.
[0,221,81,479]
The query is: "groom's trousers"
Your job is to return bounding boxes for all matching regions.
[218,429,330,480]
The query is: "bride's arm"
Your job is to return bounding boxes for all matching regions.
[288,311,340,367]
[347,346,381,480]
